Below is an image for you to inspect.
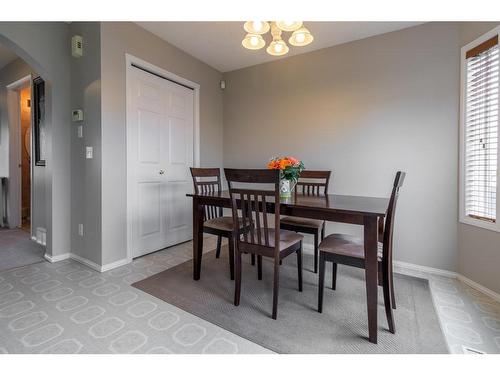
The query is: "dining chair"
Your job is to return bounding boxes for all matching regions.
[280,170,331,273]
[190,167,245,280]
[317,171,405,334]
[225,168,304,320]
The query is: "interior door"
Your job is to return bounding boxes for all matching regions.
[129,66,194,258]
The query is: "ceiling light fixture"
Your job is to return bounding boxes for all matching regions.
[243,21,270,35]
[241,21,313,57]
[266,23,289,56]
[276,21,303,32]
[242,33,265,50]
[289,27,314,47]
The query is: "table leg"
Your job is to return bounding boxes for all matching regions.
[364,215,378,344]
[193,197,204,280]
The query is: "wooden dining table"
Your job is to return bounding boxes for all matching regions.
[186,191,390,344]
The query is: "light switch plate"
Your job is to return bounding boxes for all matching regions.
[85,146,93,159]
[78,224,84,237]
[77,125,83,138]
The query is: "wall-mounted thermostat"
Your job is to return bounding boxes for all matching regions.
[72,109,84,122]
[71,35,83,58]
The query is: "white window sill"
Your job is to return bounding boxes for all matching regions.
[459,216,500,233]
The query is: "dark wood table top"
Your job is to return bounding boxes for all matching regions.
[187,191,389,217]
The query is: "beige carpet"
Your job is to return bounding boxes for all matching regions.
[133,247,448,354]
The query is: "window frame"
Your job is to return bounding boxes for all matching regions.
[459,26,500,232]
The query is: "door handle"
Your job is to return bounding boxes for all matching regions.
[159,169,165,175]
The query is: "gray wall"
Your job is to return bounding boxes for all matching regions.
[69,22,102,264]
[457,22,500,294]
[100,22,224,265]
[223,22,461,271]
[0,22,71,258]
[0,58,44,232]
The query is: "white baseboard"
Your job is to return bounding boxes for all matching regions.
[393,260,458,279]
[101,258,130,272]
[304,243,500,303]
[69,253,102,272]
[69,254,130,273]
[43,251,130,273]
[456,274,500,303]
[44,252,71,263]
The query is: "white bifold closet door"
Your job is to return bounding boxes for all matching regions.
[129,66,194,258]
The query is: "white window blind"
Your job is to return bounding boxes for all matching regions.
[464,36,499,223]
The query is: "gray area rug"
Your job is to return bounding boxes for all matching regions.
[0,229,45,271]
[133,246,448,354]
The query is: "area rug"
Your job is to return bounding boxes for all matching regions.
[133,246,448,354]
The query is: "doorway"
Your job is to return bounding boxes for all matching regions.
[126,55,200,260]
[6,75,32,234]
[19,86,31,231]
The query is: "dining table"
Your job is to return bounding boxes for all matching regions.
[186,191,390,344]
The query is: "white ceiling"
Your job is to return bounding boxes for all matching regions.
[136,22,423,72]
[0,43,17,71]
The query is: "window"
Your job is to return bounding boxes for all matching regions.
[460,28,500,231]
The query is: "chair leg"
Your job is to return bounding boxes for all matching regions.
[257,255,262,280]
[390,264,396,309]
[228,235,235,281]
[321,222,325,241]
[234,248,242,306]
[383,269,395,333]
[314,232,319,273]
[297,242,303,292]
[318,252,325,313]
[215,235,222,258]
[331,263,337,290]
[251,254,255,266]
[279,260,282,265]
[272,259,280,320]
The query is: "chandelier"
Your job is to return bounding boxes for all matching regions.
[242,21,314,56]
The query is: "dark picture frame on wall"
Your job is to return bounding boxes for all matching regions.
[33,76,46,166]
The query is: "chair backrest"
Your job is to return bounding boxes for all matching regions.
[296,170,331,196]
[382,171,406,264]
[190,167,223,221]
[224,168,281,259]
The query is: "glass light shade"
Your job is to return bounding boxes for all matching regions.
[243,21,270,35]
[266,39,289,56]
[289,27,314,46]
[276,21,303,32]
[242,33,265,50]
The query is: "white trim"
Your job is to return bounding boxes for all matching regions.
[44,252,71,263]
[69,254,130,273]
[69,253,102,272]
[125,53,200,263]
[393,260,458,279]
[459,26,500,233]
[6,75,31,90]
[304,243,500,303]
[100,258,130,272]
[457,273,500,304]
[43,251,130,273]
[394,261,500,304]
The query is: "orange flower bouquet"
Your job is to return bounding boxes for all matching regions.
[267,156,305,198]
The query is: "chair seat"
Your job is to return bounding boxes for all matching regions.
[319,234,383,260]
[242,228,303,251]
[280,216,324,229]
[204,216,243,232]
